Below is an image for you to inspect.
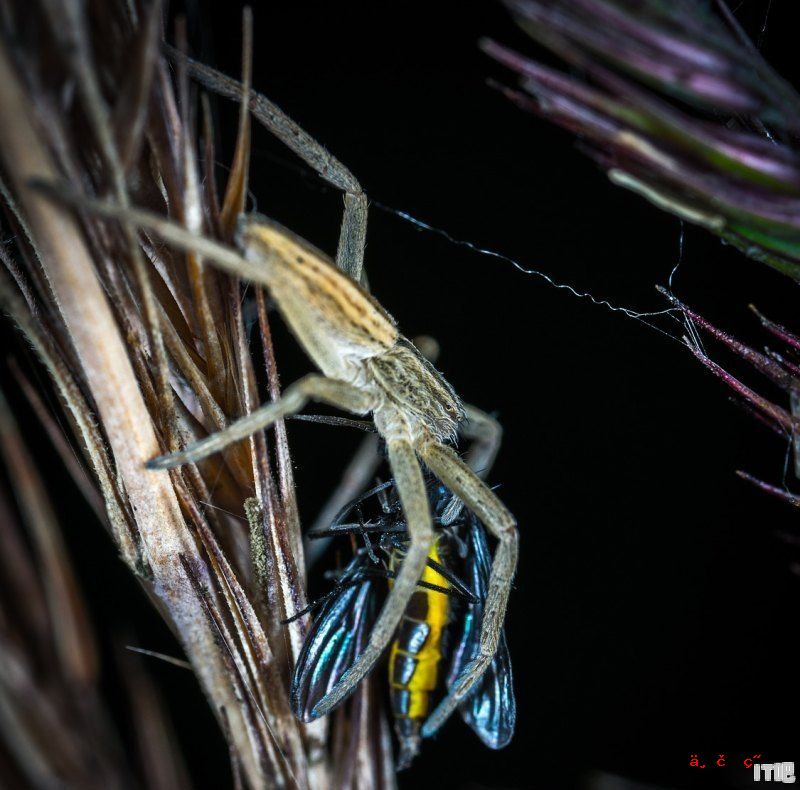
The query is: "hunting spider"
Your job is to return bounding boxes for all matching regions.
[49,54,519,734]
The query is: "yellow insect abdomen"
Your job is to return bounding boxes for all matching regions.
[388,541,450,724]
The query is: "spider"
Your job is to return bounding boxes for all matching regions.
[42,53,519,735]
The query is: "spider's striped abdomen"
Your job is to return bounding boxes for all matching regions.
[236,214,399,377]
[387,540,450,768]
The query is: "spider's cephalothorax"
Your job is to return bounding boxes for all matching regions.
[236,216,465,447]
[66,58,519,732]
[289,480,516,769]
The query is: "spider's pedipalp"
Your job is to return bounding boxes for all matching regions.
[368,338,464,447]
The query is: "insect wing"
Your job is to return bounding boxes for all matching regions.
[290,558,378,722]
[446,519,516,748]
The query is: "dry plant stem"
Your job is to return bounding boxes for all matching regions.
[174,21,228,408]
[10,360,107,521]
[0,391,131,789]
[0,268,136,563]
[42,0,179,452]
[0,390,98,687]
[119,648,193,790]
[257,290,304,579]
[0,44,271,790]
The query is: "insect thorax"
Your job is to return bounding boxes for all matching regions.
[368,338,464,445]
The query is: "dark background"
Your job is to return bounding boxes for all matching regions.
[4,1,799,788]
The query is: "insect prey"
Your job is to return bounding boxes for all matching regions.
[290,477,516,768]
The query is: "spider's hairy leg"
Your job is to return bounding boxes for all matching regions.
[440,403,503,525]
[147,375,374,470]
[311,439,435,718]
[462,404,503,480]
[418,441,518,738]
[336,192,368,285]
[167,51,368,282]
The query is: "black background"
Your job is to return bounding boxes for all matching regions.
[3,1,799,788]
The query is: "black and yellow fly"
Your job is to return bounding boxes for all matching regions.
[288,479,515,769]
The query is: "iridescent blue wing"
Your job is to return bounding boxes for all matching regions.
[446,519,516,749]
[290,556,379,722]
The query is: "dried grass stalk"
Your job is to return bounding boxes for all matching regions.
[0,2,393,787]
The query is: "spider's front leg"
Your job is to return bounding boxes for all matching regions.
[310,438,435,718]
[147,375,374,470]
[170,53,369,282]
[418,441,519,738]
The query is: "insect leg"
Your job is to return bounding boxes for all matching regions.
[356,567,461,599]
[165,51,368,282]
[417,441,518,738]
[311,439,434,718]
[307,520,405,539]
[382,534,476,603]
[147,375,374,469]
[422,555,477,603]
[282,575,368,624]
